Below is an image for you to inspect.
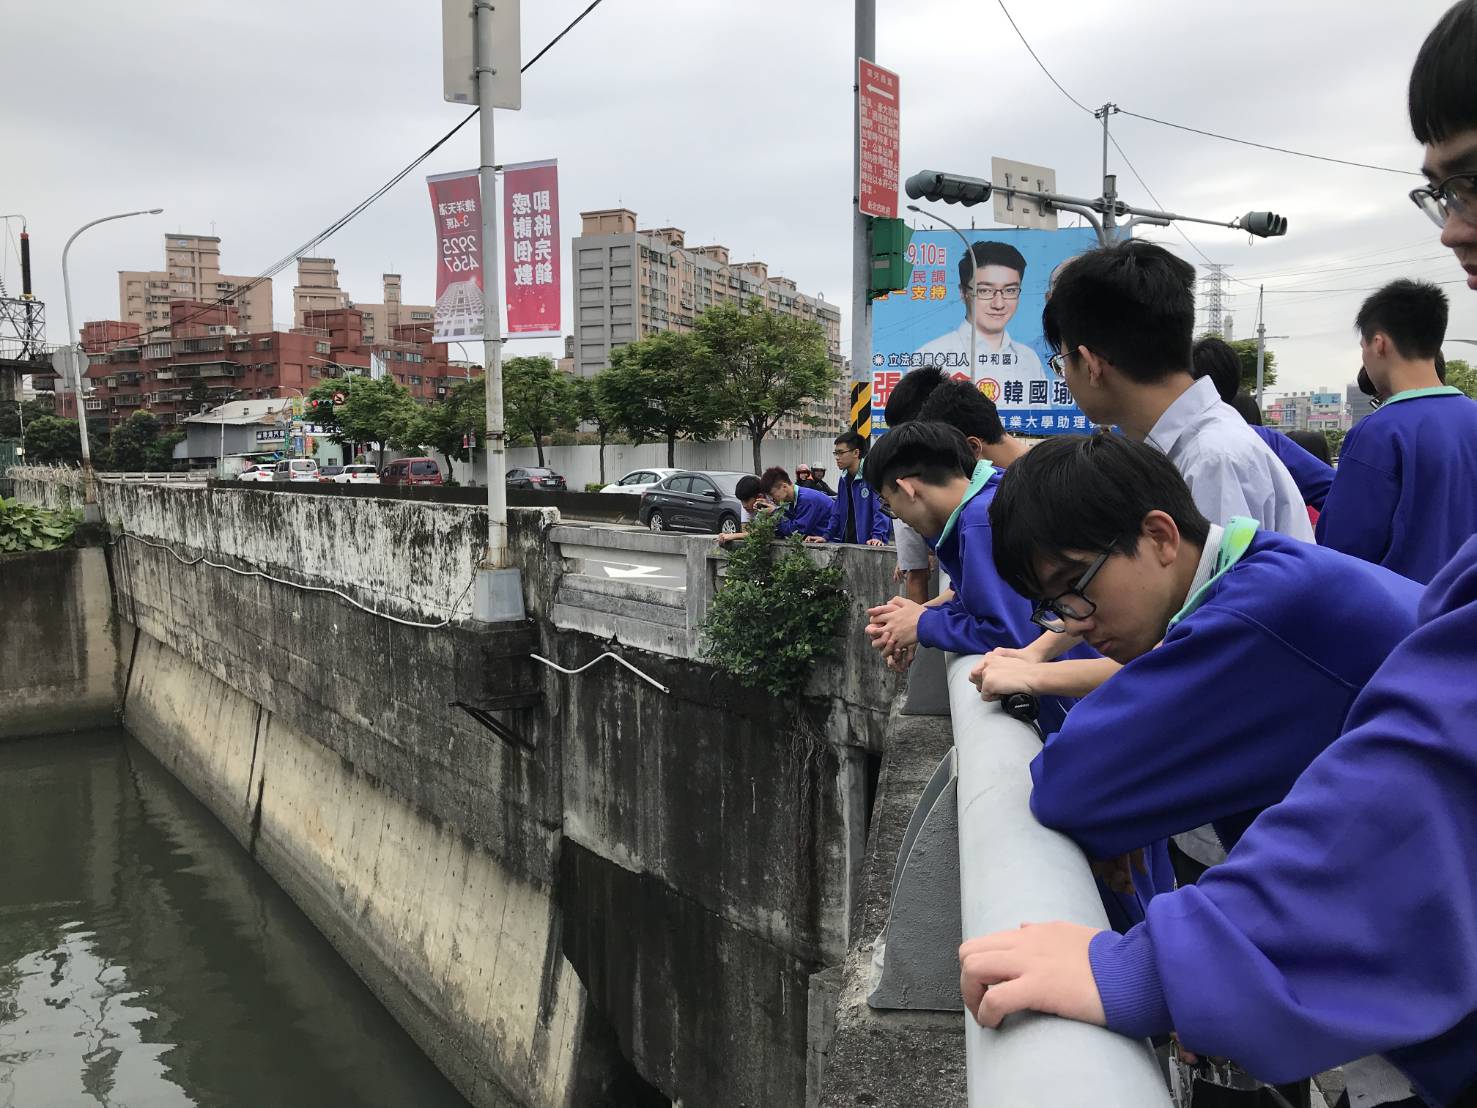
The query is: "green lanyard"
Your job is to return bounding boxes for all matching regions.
[1381,385,1463,407]
[935,460,998,547]
[1168,517,1258,629]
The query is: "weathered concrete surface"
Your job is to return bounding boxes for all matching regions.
[0,546,124,739]
[123,630,624,1108]
[821,715,966,1107]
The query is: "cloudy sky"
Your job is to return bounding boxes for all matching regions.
[3,0,1470,396]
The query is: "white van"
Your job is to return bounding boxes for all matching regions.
[272,458,320,483]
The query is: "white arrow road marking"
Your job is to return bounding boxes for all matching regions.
[601,561,679,580]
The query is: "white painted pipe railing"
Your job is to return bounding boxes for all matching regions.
[948,654,1170,1108]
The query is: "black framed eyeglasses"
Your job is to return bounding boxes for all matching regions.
[968,284,1022,302]
[1410,172,1477,228]
[1030,551,1111,633]
[1048,352,1070,379]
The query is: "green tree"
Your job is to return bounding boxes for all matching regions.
[603,331,724,467]
[1444,357,1477,400]
[307,374,421,466]
[422,375,487,477]
[1323,426,1348,461]
[1227,338,1277,392]
[101,411,163,471]
[572,372,623,484]
[23,415,83,465]
[503,356,577,467]
[151,429,186,470]
[0,397,56,441]
[697,299,838,474]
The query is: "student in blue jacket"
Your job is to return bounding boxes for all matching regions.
[823,430,891,546]
[1317,278,1477,583]
[1192,335,1334,511]
[958,533,1477,1106]
[985,431,1422,869]
[758,466,832,540]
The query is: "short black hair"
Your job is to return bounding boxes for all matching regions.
[862,421,975,494]
[1286,430,1332,466]
[959,240,1028,287]
[1042,240,1196,383]
[884,366,948,427]
[1437,350,1448,382]
[834,429,868,457]
[759,466,791,494]
[1231,392,1263,426]
[1356,279,1449,361]
[918,378,1006,444]
[1410,0,1477,144]
[735,475,762,501]
[1192,335,1243,404]
[989,431,1211,599]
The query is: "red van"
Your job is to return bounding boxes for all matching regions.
[380,458,444,486]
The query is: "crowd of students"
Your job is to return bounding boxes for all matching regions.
[737,7,1477,1103]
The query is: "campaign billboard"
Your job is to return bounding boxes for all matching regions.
[869,225,1100,436]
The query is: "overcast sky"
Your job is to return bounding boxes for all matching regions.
[3,0,1469,396]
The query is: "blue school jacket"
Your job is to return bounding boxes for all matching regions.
[1251,424,1333,510]
[1316,387,1477,583]
[826,469,892,544]
[1088,535,1477,1104]
[915,462,1089,735]
[1028,529,1422,861]
[774,485,833,539]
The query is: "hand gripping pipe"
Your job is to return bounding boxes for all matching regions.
[947,654,1170,1108]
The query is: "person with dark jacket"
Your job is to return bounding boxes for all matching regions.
[823,431,890,546]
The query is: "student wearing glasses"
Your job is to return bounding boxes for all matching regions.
[983,431,1419,890]
[1316,280,1477,584]
[916,241,1045,388]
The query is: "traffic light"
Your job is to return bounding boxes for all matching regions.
[1240,211,1289,238]
[310,396,335,423]
[904,169,992,207]
[869,217,912,300]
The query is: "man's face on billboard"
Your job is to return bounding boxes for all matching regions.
[967,264,1023,337]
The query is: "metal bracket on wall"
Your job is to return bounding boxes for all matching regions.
[868,747,963,1011]
[450,701,535,750]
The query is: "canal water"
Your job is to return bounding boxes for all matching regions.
[0,729,470,1108]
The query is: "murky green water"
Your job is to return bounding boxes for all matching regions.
[0,729,470,1108]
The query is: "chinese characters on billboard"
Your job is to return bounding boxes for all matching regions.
[870,226,1101,436]
[502,159,561,338]
[428,169,485,343]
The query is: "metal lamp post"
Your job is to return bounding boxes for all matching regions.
[61,208,163,500]
[907,204,977,377]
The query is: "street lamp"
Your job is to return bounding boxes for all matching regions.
[61,207,163,500]
[907,203,977,378]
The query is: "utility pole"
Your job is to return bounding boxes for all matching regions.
[471,0,524,621]
[1255,284,1267,405]
[850,0,875,392]
[1096,103,1119,243]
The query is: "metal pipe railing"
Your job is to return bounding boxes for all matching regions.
[948,654,1170,1107]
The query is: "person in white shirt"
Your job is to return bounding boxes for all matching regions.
[916,241,1046,394]
[1044,240,1312,542]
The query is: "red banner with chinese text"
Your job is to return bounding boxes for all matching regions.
[427,169,484,343]
[502,160,561,338]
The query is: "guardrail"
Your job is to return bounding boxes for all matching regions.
[867,654,1170,1106]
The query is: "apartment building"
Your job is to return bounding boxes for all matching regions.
[291,262,434,344]
[1265,389,1350,433]
[119,234,273,336]
[572,209,848,439]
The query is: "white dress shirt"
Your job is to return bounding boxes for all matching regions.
[915,320,1046,386]
[1146,376,1314,541]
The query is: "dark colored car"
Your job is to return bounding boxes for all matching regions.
[380,458,444,486]
[639,471,748,534]
[506,466,567,491]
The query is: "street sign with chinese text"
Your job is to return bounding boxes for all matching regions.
[428,169,485,343]
[502,160,560,338]
[858,60,900,219]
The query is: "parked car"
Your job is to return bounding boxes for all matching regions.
[272,458,320,483]
[639,471,748,534]
[381,458,443,486]
[506,467,567,491]
[236,464,275,483]
[317,465,345,482]
[334,464,380,485]
[601,467,679,495]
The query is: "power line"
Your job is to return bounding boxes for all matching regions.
[1105,131,1228,271]
[1116,109,1420,177]
[992,0,1093,115]
[107,1,610,349]
[1263,277,1466,294]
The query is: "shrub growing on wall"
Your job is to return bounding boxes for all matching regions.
[0,497,81,552]
[700,511,848,697]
